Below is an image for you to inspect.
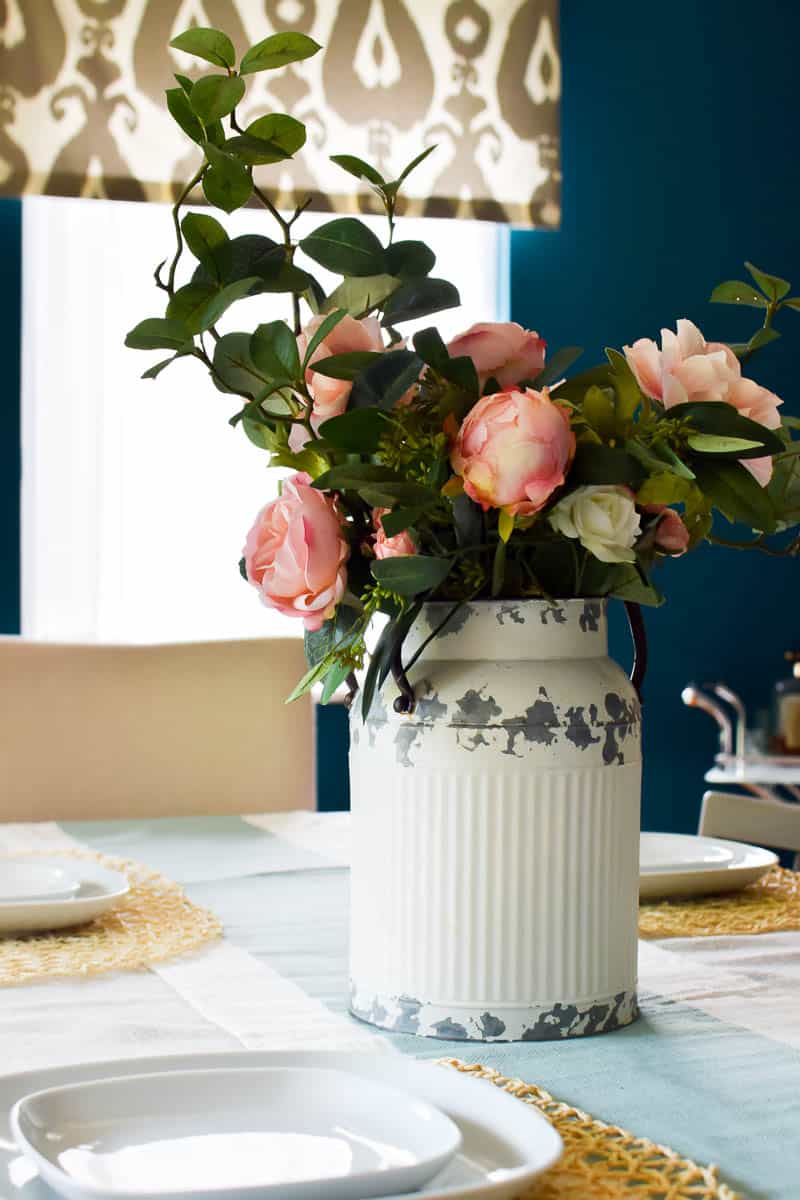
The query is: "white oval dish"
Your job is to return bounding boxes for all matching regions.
[1,1051,562,1200]
[0,858,129,935]
[11,1067,462,1200]
[0,861,79,904]
[640,833,778,899]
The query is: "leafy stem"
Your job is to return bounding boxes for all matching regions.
[251,184,313,336]
[168,164,207,295]
[708,532,800,557]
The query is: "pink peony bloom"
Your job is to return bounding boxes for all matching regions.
[447,321,546,390]
[243,472,349,631]
[450,388,576,517]
[726,376,783,486]
[289,315,385,453]
[372,508,417,560]
[642,504,690,555]
[624,319,740,409]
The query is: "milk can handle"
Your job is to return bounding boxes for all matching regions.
[624,601,648,705]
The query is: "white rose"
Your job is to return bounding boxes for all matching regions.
[549,486,641,563]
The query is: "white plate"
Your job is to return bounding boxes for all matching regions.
[0,862,79,904]
[11,1067,462,1200]
[0,1052,562,1200]
[0,859,129,935]
[640,833,778,899]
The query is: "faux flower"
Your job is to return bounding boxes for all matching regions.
[623,319,740,409]
[289,315,386,453]
[243,472,349,631]
[725,376,783,487]
[642,504,690,555]
[447,321,546,389]
[450,388,575,516]
[372,508,417,559]
[549,485,641,563]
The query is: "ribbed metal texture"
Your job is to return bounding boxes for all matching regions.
[350,761,640,1006]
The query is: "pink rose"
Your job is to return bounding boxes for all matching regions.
[624,319,740,409]
[243,472,349,631]
[447,321,546,390]
[289,315,385,453]
[372,508,417,559]
[642,504,690,555]
[450,388,576,516]
[725,376,783,487]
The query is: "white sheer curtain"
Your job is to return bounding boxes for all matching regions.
[21,197,507,643]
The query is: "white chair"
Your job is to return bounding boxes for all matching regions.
[700,790,800,867]
[0,638,313,821]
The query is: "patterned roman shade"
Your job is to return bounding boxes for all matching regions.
[0,0,561,227]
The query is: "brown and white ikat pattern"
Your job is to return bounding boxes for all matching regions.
[0,0,560,226]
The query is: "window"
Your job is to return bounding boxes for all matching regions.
[21,197,508,642]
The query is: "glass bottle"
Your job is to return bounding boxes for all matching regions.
[773,652,800,755]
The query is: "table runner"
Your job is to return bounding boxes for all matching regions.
[1,813,798,1198]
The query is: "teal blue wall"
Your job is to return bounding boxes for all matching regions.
[0,198,21,635]
[511,0,800,832]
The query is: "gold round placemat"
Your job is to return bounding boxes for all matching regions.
[639,865,800,939]
[442,1060,741,1199]
[0,849,222,986]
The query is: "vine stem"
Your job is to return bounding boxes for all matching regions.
[708,532,800,557]
[251,183,311,337]
[167,165,206,295]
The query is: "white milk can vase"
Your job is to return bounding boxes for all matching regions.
[348,598,643,1042]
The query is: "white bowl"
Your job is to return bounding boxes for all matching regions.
[0,859,129,935]
[11,1067,463,1200]
[640,833,778,899]
[0,861,79,903]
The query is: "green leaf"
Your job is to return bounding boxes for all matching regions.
[310,351,384,381]
[747,326,781,352]
[636,473,694,505]
[250,320,302,381]
[451,492,484,547]
[170,27,236,69]
[199,233,310,293]
[359,481,437,509]
[609,566,665,607]
[313,463,402,491]
[606,348,642,423]
[181,213,228,275]
[569,442,646,488]
[166,281,219,333]
[745,261,791,302]
[381,277,460,326]
[323,274,400,317]
[709,280,768,308]
[304,619,335,669]
[582,385,616,439]
[212,332,268,397]
[300,218,386,277]
[285,655,333,704]
[371,555,452,597]
[174,73,193,96]
[349,350,421,409]
[202,145,252,212]
[141,353,187,380]
[240,32,321,75]
[318,408,388,453]
[165,87,205,144]
[359,604,421,723]
[125,318,192,351]
[196,276,261,332]
[330,154,385,187]
[413,327,479,395]
[396,143,437,185]
[767,453,800,532]
[551,364,612,404]
[380,507,424,538]
[319,660,353,705]
[385,240,436,280]
[226,114,306,165]
[687,433,766,457]
[650,439,696,480]
[498,509,514,543]
[302,309,347,366]
[782,297,800,311]
[693,459,776,532]
[531,346,583,389]
[189,75,245,123]
[676,401,784,456]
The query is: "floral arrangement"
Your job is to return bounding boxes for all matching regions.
[126,24,800,710]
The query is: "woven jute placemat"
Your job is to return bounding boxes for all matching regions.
[639,865,800,939]
[0,849,222,986]
[443,1060,741,1199]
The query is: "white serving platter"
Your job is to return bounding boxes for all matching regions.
[640,832,778,899]
[0,861,79,904]
[0,1052,562,1200]
[0,859,129,935]
[11,1067,462,1200]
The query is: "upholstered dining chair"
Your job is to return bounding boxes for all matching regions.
[699,789,800,868]
[0,638,313,821]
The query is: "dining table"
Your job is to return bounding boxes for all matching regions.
[1,810,798,1200]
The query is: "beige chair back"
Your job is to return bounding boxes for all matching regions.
[699,789,800,854]
[0,638,313,821]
